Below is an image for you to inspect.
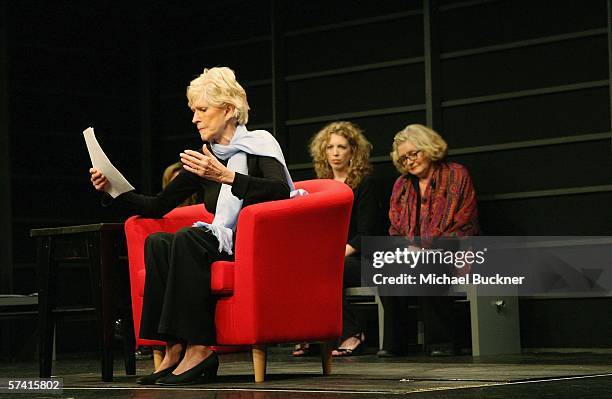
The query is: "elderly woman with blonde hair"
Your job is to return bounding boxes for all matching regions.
[379,124,480,357]
[90,67,292,384]
[388,124,479,241]
[291,121,379,357]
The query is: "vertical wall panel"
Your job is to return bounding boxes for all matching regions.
[287,65,425,120]
[286,16,424,75]
[441,36,609,100]
[0,1,11,294]
[438,0,607,52]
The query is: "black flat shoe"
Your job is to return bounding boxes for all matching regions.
[136,364,178,385]
[376,349,400,357]
[156,352,219,386]
[376,349,404,358]
[429,348,457,357]
[427,343,456,357]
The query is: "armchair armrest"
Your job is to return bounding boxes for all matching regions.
[125,204,212,269]
[124,204,213,346]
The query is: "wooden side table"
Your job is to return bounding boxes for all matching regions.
[31,223,136,382]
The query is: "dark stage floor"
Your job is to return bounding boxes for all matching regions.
[1,347,611,398]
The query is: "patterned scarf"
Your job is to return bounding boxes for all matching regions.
[389,162,480,247]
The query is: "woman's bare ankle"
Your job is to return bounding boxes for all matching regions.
[184,344,212,360]
[173,345,213,375]
[167,342,184,354]
[155,342,184,371]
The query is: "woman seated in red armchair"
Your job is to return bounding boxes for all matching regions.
[90,67,292,385]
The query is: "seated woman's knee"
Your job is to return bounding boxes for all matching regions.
[173,227,198,243]
[145,232,169,251]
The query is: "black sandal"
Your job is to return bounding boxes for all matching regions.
[332,333,365,357]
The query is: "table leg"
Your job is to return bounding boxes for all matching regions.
[37,236,56,378]
[117,249,136,375]
[122,315,136,375]
[88,232,114,382]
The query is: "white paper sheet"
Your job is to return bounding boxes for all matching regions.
[83,127,135,198]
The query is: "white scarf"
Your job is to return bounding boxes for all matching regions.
[193,125,305,254]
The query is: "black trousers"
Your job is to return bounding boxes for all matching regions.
[380,295,454,353]
[139,227,232,344]
[342,255,364,339]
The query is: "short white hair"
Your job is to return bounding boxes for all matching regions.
[187,67,250,125]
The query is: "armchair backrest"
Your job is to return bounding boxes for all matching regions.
[215,179,354,344]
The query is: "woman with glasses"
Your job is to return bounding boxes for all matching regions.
[380,124,480,357]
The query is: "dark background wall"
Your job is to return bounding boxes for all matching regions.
[1,0,611,356]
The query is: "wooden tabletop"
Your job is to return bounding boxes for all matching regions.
[30,223,124,237]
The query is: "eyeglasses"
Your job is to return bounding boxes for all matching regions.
[397,150,421,164]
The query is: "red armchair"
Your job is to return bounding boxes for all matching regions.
[124,179,353,382]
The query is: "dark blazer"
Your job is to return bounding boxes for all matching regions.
[108,150,290,218]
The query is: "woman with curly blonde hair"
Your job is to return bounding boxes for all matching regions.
[309,121,373,189]
[292,121,378,357]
